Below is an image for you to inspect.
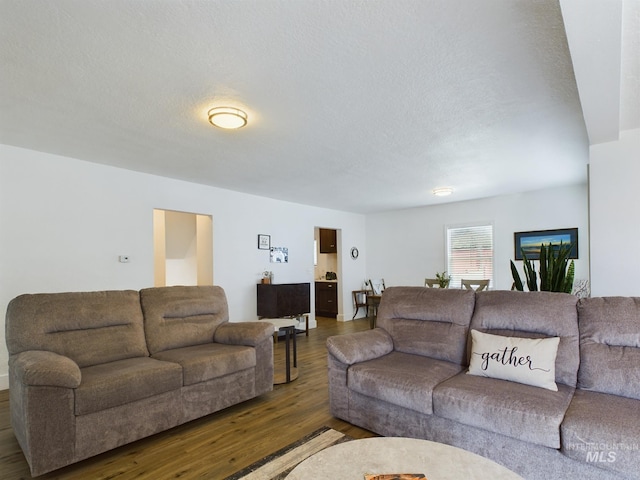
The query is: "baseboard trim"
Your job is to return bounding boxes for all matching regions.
[0,374,8,391]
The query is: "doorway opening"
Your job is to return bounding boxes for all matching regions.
[314,227,341,319]
[153,209,213,287]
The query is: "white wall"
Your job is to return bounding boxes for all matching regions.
[366,184,590,291]
[589,128,640,296]
[0,143,604,393]
[164,210,198,286]
[0,144,367,389]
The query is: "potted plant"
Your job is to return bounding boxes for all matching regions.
[510,242,574,293]
[435,271,451,288]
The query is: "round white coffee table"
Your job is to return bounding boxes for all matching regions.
[286,437,523,480]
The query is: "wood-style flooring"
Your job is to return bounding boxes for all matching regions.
[0,316,376,479]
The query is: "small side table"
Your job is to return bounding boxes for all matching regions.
[366,294,381,329]
[261,318,298,384]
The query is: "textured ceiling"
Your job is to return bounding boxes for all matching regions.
[0,1,636,213]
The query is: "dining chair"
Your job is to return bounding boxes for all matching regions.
[461,279,490,292]
[351,289,368,320]
[366,279,385,328]
[367,278,386,295]
[425,278,449,288]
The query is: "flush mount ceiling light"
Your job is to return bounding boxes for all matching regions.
[432,187,454,196]
[207,107,248,129]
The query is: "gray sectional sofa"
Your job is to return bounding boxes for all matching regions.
[5,285,274,476]
[327,287,640,480]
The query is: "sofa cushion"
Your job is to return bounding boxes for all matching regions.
[140,286,229,355]
[433,372,574,448]
[6,290,149,368]
[76,357,182,415]
[376,287,476,364]
[470,290,579,387]
[152,343,256,386]
[577,297,640,400]
[468,329,560,391]
[327,328,394,365]
[348,351,463,415]
[561,389,640,479]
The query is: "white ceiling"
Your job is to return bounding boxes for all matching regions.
[1,1,637,214]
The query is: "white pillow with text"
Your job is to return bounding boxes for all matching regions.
[467,329,560,391]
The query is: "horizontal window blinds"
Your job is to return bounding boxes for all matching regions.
[447,224,493,289]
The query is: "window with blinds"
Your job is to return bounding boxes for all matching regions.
[446,224,494,289]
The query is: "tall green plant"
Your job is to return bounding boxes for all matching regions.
[511,242,575,293]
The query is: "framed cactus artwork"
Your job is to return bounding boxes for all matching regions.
[514,228,578,260]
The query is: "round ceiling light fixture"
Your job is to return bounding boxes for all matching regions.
[208,107,248,129]
[432,187,454,197]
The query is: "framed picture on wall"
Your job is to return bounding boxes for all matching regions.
[270,247,289,263]
[514,228,578,260]
[258,234,271,250]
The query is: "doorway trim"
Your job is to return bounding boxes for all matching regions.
[153,209,213,287]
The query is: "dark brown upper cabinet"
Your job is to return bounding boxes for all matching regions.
[319,228,337,253]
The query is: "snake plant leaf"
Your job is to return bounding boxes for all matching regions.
[510,260,524,291]
[522,250,538,291]
[564,260,575,293]
[539,243,548,291]
[552,242,572,291]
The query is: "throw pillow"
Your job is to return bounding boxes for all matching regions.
[467,329,560,391]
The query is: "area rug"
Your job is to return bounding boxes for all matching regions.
[225,426,352,480]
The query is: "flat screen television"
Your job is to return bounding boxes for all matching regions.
[257,282,311,318]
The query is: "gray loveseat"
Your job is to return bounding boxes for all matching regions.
[327,287,639,480]
[6,285,274,476]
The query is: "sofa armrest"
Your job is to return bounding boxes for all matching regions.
[10,350,81,388]
[214,321,273,346]
[327,328,393,365]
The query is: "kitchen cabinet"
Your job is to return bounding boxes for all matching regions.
[315,281,338,318]
[319,228,337,253]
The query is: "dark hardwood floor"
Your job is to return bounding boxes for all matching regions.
[0,316,376,479]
